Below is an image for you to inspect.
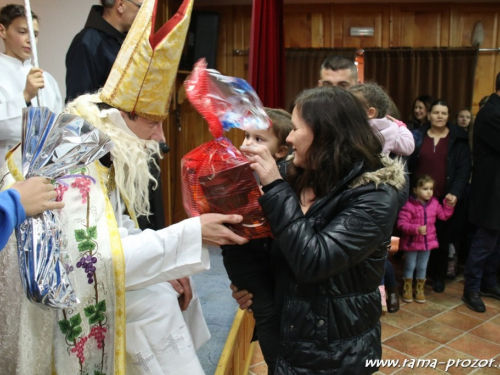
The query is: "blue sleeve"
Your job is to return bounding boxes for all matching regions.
[0,189,26,251]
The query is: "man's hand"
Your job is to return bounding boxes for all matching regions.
[200,213,248,246]
[230,283,253,311]
[168,277,193,311]
[23,68,45,103]
[11,177,64,216]
[445,194,457,207]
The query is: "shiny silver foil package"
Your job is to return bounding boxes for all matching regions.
[16,107,113,309]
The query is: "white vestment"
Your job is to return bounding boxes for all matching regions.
[0,144,209,374]
[0,53,63,167]
[109,192,210,375]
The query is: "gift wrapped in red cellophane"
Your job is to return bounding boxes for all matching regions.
[181,59,272,239]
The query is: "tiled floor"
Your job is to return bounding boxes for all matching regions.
[248,257,500,374]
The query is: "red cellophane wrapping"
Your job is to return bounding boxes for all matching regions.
[181,60,272,239]
[181,138,271,239]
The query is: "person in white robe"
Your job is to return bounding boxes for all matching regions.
[0,0,247,374]
[0,5,63,167]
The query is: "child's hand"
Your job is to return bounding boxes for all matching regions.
[23,68,45,103]
[11,177,64,216]
[418,225,427,235]
[445,194,457,207]
[386,115,406,127]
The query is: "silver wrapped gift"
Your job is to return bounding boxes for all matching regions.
[16,107,113,309]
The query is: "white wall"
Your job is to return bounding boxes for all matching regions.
[0,0,97,99]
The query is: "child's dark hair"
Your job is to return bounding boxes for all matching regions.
[413,174,434,190]
[0,4,38,28]
[265,108,293,149]
[349,83,390,118]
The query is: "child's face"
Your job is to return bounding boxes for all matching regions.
[414,182,433,202]
[0,17,39,62]
[457,110,471,129]
[241,128,282,160]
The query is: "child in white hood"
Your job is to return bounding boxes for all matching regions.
[351,83,415,156]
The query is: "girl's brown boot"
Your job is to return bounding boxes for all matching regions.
[415,279,426,303]
[402,278,413,303]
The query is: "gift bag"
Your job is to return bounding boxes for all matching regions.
[181,59,272,239]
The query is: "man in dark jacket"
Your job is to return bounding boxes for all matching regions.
[65,0,141,103]
[463,72,500,313]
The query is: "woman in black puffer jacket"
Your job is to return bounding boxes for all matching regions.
[240,87,405,374]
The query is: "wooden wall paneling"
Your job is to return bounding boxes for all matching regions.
[339,4,388,48]
[283,4,332,48]
[399,4,450,47]
[311,13,325,47]
[389,4,399,47]
[159,0,177,225]
[451,4,499,113]
[332,4,344,47]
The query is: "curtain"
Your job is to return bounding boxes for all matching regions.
[284,48,357,111]
[248,0,285,108]
[364,48,479,123]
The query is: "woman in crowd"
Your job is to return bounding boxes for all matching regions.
[239,86,405,374]
[407,95,434,130]
[455,108,474,148]
[408,100,471,293]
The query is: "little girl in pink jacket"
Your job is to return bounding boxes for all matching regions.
[350,83,414,156]
[398,175,455,304]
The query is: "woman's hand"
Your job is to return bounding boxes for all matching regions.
[240,145,282,186]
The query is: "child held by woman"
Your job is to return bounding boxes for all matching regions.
[221,108,292,373]
[398,175,455,303]
[350,83,415,314]
[350,83,415,157]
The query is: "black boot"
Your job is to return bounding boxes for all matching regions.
[386,286,400,313]
[433,278,445,293]
[462,291,486,313]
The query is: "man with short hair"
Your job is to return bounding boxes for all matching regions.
[318,55,358,89]
[462,72,500,313]
[65,0,142,103]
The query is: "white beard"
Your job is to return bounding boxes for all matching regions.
[64,94,161,217]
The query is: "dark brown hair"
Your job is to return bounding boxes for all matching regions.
[409,94,434,124]
[288,86,383,201]
[0,4,38,28]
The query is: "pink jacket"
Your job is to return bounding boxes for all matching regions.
[397,196,454,251]
[370,118,415,156]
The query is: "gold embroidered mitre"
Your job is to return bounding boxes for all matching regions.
[100,0,193,121]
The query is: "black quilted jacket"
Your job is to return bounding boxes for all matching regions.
[260,159,403,374]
